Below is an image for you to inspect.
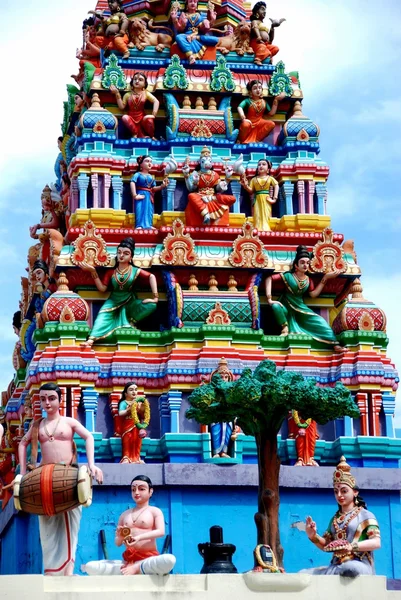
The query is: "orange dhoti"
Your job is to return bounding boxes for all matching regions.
[288,415,319,466]
[250,39,279,64]
[123,547,159,564]
[95,34,129,56]
[186,192,236,226]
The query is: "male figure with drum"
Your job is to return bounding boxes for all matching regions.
[18,383,103,576]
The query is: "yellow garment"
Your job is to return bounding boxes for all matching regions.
[250,175,278,231]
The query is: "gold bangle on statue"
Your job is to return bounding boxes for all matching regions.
[91,271,98,280]
[153,293,159,299]
[266,294,272,299]
[351,542,359,553]
[310,534,320,544]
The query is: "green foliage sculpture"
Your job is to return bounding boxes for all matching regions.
[186,359,360,567]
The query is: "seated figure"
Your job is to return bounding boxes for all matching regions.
[171,0,219,64]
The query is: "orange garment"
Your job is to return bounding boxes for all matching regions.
[238,98,275,144]
[95,34,129,55]
[123,547,159,564]
[250,39,279,63]
[119,400,146,463]
[288,415,318,466]
[185,171,236,226]
[121,92,155,138]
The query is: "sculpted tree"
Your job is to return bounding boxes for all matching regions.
[186,359,359,567]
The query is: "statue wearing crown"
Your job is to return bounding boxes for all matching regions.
[183,147,236,227]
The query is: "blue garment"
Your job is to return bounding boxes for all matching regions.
[211,421,233,455]
[175,12,219,58]
[132,172,156,229]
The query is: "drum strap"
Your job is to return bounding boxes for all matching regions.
[27,418,43,471]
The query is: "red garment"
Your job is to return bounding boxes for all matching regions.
[250,39,279,63]
[288,415,318,466]
[185,171,236,226]
[121,93,155,138]
[123,547,159,564]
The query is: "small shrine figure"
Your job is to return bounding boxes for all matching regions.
[288,410,319,467]
[111,72,159,139]
[130,156,169,229]
[183,147,236,227]
[118,382,150,464]
[93,0,130,59]
[18,383,103,576]
[237,80,284,144]
[79,237,158,348]
[210,358,240,458]
[240,159,278,231]
[29,184,65,275]
[171,0,219,64]
[303,457,381,576]
[249,2,285,65]
[265,245,344,352]
[82,475,176,575]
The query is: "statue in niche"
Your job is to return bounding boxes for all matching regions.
[288,410,319,467]
[240,159,278,231]
[250,2,285,65]
[111,72,159,139]
[79,237,158,348]
[91,0,130,59]
[237,80,285,144]
[265,245,344,352]
[29,185,65,276]
[183,146,236,227]
[171,0,219,64]
[130,156,169,230]
[209,358,240,459]
[117,382,150,464]
[129,18,173,52]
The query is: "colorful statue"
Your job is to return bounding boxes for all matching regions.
[216,21,253,57]
[92,0,130,59]
[18,383,103,576]
[111,72,159,139]
[130,156,169,229]
[82,475,176,575]
[249,2,285,65]
[288,410,319,467]
[171,0,219,64]
[240,159,278,230]
[303,456,381,576]
[265,245,344,352]
[210,358,240,458]
[118,382,150,464]
[183,147,236,227]
[129,18,173,52]
[29,184,65,275]
[79,237,158,348]
[237,80,284,144]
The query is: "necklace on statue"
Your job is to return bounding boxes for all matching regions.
[43,417,61,442]
[131,506,148,526]
[116,265,132,290]
[333,506,361,540]
[293,272,309,291]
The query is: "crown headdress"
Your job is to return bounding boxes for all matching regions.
[332,456,357,489]
[200,146,211,158]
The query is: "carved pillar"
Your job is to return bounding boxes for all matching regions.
[81,386,98,433]
[109,392,121,435]
[369,393,382,437]
[91,173,99,208]
[162,178,177,212]
[159,394,170,436]
[70,178,79,213]
[229,180,241,213]
[356,392,368,435]
[104,173,111,209]
[315,182,327,215]
[111,175,123,210]
[307,180,315,214]
[382,392,396,438]
[296,180,305,213]
[77,173,90,209]
[280,181,294,216]
[32,391,41,420]
[59,387,67,417]
[71,387,81,420]
[167,390,182,434]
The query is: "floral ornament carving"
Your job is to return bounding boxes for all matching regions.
[210,56,236,92]
[228,221,269,268]
[268,61,293,97]
[163,55,189,90]
[71,220,112,267]
[310,227,347,274]
[206,302,231,325]
[160,219,198,266]
[101,54,127,90]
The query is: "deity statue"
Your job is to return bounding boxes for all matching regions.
[79,237,158,348]
[249,2,285,65]
[171,0,219,64]
[265,245,344,352]
[18,383,103,576]
[92,0,130,59]
[128,18,173,52]
[240,159,278,230]
[303,456,380,576]
[111,72,159,139]
[288,410,319,467]
[118,382,150,464]
[183,147,236,227]
[237,80,284,144]
[29,185,65,275]
[130,156,169,229]
[82,475,176,575]
[209,358,240,458]
[0,413,14,510]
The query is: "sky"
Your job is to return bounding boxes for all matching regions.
[0,1,400,420]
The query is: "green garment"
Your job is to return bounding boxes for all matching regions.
[271,272,338,346]
[89,267,157,342]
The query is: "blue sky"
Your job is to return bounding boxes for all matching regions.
[0,0,400,419]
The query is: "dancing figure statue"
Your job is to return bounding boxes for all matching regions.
[240,158,278,230]
[184,147,236,227]
[111,72,159,139]
[171,0,219,64]
[79,237,158,348]
[265,245,344,352]
[131,156,168,229]
[250,2,285,65]
[303,456,381,576]
[82,475,176,575]
[238,80,284,144]
[118,382,150,464]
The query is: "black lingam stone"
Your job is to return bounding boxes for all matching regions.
[198,525,237,574]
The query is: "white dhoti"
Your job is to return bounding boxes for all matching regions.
[39,506,82,575]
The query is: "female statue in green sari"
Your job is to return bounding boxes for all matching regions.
[80,237,158,347]
[265,245,343,352]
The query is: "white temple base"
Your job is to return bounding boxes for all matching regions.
[2,574,401,600]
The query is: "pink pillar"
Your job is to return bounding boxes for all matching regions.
[70,178,79,213]
[104,174,111,209]
[369,393,382,437]
[297,180,305,213]
[71,387,81,420]
[109,392,121,436]
[91,174,99,208]
[307,180,315,214]
[356,392,368,435]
